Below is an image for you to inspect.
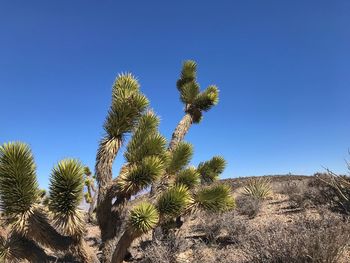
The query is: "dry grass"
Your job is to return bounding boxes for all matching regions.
[242,211,350,263]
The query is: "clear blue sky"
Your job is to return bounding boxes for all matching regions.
[1,1,349,188]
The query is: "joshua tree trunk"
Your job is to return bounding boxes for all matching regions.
[87,188,97,222]
[95,137,123,263]
[168,113,193,150]
[111,228,140,263]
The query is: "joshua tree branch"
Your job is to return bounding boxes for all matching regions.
[5,233,51,263]
[111,228,140,263]
[168,113,193,150]
[27,208,98,263]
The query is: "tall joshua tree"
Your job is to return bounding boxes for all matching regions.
[0,60,234,263]
[95,60,232,263]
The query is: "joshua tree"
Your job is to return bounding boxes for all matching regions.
[83,166,97,222]
[0,145,98,262]
[0,60,234,263]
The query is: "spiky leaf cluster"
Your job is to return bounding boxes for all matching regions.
[243,178,272,200]
[84,166,92,176]
[167,142,193,174]
[118,156,165,196]
[117,111,167,196]
[175,167,200,189]
[48,159,85,236]
[176,60,220,123]
[198,156,226,183]
[104,73,149,138]
[129,202,159,233]
[157,184,192,218]
[194,184,235,212]
[0,142,38,222]
[124,111,167,164]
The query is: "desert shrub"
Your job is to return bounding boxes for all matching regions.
[243,177,272,200]
[141,241,174,263]
[276,176,340,210]
[243,211,350,263]
[192,211,247,246]
[314,172,350,215]
[140,235,190,263]
[236,195,262,218]
[278,180,313,209]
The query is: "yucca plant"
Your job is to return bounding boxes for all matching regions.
[243,177,272,200]
[1,60,234,263]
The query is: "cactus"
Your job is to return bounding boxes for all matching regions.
[0,60,234,263]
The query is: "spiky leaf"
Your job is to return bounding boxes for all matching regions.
[126,133,167,164]
[48,159,85,236]
[130,202,159,233]
[104,73,149,138]
[193,85,219,111]
[125,111,167,164]
[180,82,200,104]
[83,166,92,176]
[243,178,272,200]
[198,156,226,183]
[175,167,200,189]
[167,142,193,174]
[0,142,38,221]
[177,60,197,92]
[157,184,192,218]
[194,184,235,212]
[118,156,165,195]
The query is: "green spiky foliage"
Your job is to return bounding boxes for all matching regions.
[198,156,226,183]
[49,159,85,236]
[124,111,167,164]
[157,184,193,219]
[96,73,149,194]
[117,111,167,196]
[104,73,149,138]
[176,60,219,123]
[167,142,193,174]
[129,203,159,234]
[243,177,272,200]
[0,142,39,230]
[175,167,200,189]
[194,184,235,212]
[117,156,165,196]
